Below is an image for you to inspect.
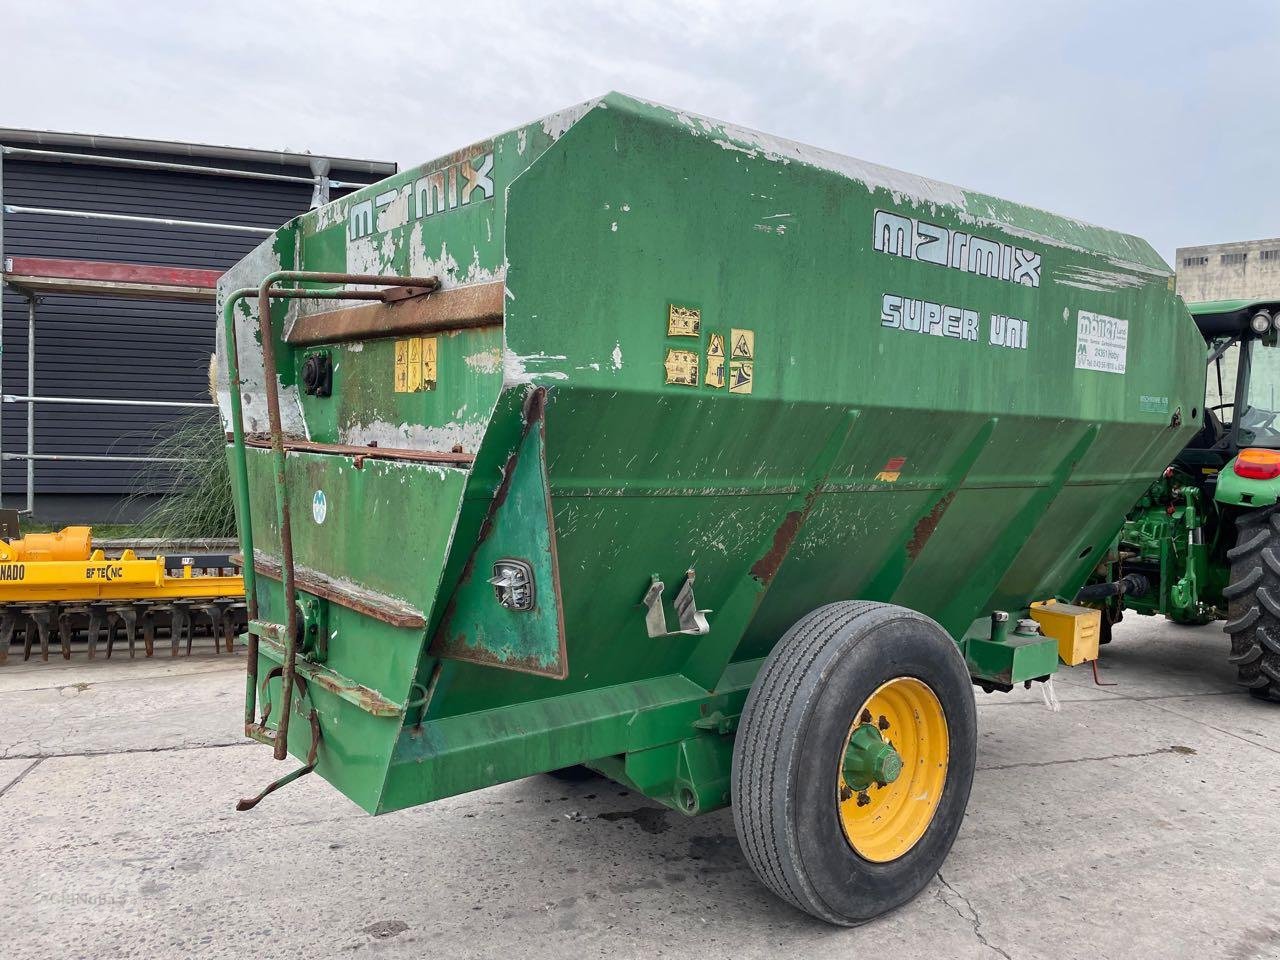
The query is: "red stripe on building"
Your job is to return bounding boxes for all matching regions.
[4,256,222,289]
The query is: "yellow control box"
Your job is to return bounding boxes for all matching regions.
[1030,599,1101,666]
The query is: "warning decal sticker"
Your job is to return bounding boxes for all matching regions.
[705,333,726,388]
[664,348,700,386]
[1075,311,1128,375]
[394,336,438,392]
[875,456,906,482]
[727,328,755,394]
[668,305,702,337]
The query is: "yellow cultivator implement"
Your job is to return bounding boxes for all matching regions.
[0,525,245,663]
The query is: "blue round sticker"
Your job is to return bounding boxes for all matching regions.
[312,489,327,524]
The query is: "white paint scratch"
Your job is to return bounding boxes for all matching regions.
[502,350,570,387]
[541,98,605,141]
[464,348,503,375]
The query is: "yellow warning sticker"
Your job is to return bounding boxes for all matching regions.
[730,328,754,360]
[664,348,700,386]
[875,457,906,482]
[668,305,702,337]
[705,333,726,388]
[729,360,753,394]
[394,340,409,392]
[394,335,438,393]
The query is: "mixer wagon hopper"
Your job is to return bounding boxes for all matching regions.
[217,94,1203,923]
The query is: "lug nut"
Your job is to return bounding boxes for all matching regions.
[860,709,872,724]
[877,715,890,731]
[839,784,853,802]
[856,791,871,807]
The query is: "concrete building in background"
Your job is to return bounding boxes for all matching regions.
[1176,237,1280,303]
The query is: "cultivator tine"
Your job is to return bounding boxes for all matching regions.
[216,599,239,653]
[196,603,223,653]
[0,608,16,665]
[86,603,107,659]
[171,601,193,657]
[107,606,139,659]
[106,611,119,658]
[124,606,138,658]
[140,605,156,658]
[55,606,72,660]
[224,600,246,652]
[25,607,52,662]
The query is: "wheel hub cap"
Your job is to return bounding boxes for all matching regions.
[841,723,903,789]
[837,676,949,863]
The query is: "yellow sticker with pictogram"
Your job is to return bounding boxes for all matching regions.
[664,348,699,386]
[668,304,701,337]
[705,333,726,388]
[394,335,438,392]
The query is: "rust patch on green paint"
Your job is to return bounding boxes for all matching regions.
[907,492,956,561]
[750,509,804,584]
[749,484,831,586]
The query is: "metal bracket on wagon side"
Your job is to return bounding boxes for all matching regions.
[237,667,323,811]
[642,569,711,638]
[429,387,570,678]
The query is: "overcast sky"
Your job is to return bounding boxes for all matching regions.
[5,0,1278,262]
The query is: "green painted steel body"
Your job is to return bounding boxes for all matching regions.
[217,94,1202,815]
[1214,457,1280,507]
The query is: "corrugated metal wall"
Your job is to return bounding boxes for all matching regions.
[0,144,383,508]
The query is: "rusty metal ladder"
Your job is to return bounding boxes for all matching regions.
[222,271,440,805]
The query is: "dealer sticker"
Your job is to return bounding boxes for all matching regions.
[1075,310,1128,375]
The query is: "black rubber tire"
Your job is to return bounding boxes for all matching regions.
[731,601,977,926]
[1224,508,1280,702]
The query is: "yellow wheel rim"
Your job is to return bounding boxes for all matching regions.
[837,676,948,863]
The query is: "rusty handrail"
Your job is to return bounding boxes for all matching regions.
[222,288,262,735]
[224,271,440,762]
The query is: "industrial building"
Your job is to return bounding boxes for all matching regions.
[0,130,394,522]
[1176,236,1280,302]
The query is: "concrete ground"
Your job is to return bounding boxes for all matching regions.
[2,617,1279,960]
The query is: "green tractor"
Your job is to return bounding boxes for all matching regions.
[1090,298,1280,700]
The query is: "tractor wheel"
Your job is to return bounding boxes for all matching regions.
[732,601,977,925]
[1223,507,1280,702]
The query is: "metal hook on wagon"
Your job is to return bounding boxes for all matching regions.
[236,670,323,811]
[642,569,712,638]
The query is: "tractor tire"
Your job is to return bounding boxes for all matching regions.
[1223,507,1280,702]
[731,601,977,926]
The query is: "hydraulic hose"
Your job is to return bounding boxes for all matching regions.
[1074,573,1150,603]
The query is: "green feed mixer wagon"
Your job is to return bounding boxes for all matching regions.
[1083,297,1280,701]
[217,94,1202,925]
